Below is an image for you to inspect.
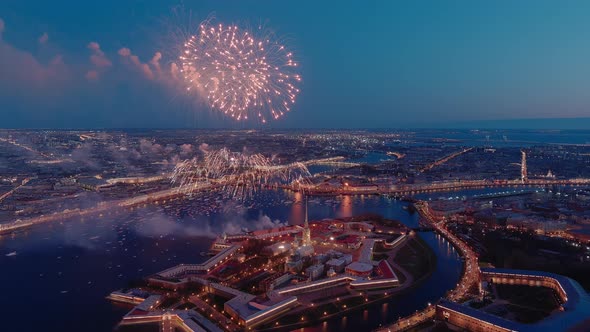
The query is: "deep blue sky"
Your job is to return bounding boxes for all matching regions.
[1,1,590,128]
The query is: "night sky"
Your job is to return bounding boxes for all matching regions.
[1,1,590,128]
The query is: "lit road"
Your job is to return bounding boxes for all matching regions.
[0,137,56,160]
[420,147,474,173]
[376,200,480,332]
[0,177,31,203]
[414,201,480,302]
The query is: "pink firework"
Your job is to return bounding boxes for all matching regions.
[178,21,301,122]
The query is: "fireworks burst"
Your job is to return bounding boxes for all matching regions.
[172,148,310,200]
[178,20,301,123]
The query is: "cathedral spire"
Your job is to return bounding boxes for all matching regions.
[304,196,309,228]
[302,196,311,246]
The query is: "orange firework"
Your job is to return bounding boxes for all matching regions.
[172,148,310,200]
[178,21,301,123]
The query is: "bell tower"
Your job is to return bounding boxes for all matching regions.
[302,197,311,246]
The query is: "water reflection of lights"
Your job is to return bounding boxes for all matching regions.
[290,191,305,225]
[339,195,353,217]
[381,302,389,320]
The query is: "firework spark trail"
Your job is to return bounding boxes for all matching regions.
[178,21,301,122]
[171,148,310,200]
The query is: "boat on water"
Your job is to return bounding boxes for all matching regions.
[5,251,17,257]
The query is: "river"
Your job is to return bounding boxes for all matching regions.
[0,191,466,332]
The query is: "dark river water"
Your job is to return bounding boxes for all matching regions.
[0,190,469,332]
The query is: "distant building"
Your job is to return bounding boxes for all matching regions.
[326,267,337,278]
[345,261,373,277]
[263,242,291,256]
[305,264,324,281]
[234,253,247,263]
[285,256,303,273]
[314,253,329,264]
[296,245,314,257]
[521,150,528,182]
[342,253,353,265]
[261,273,293,291]
[326,258,346,273]
[344,182,379,192]
[76,176,107,191]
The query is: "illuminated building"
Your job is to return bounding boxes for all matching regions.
[435,268,590,332]
[344,261,373,277]
[521,150,528,182]
[302,198,311,246]
[305,264,325,281]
